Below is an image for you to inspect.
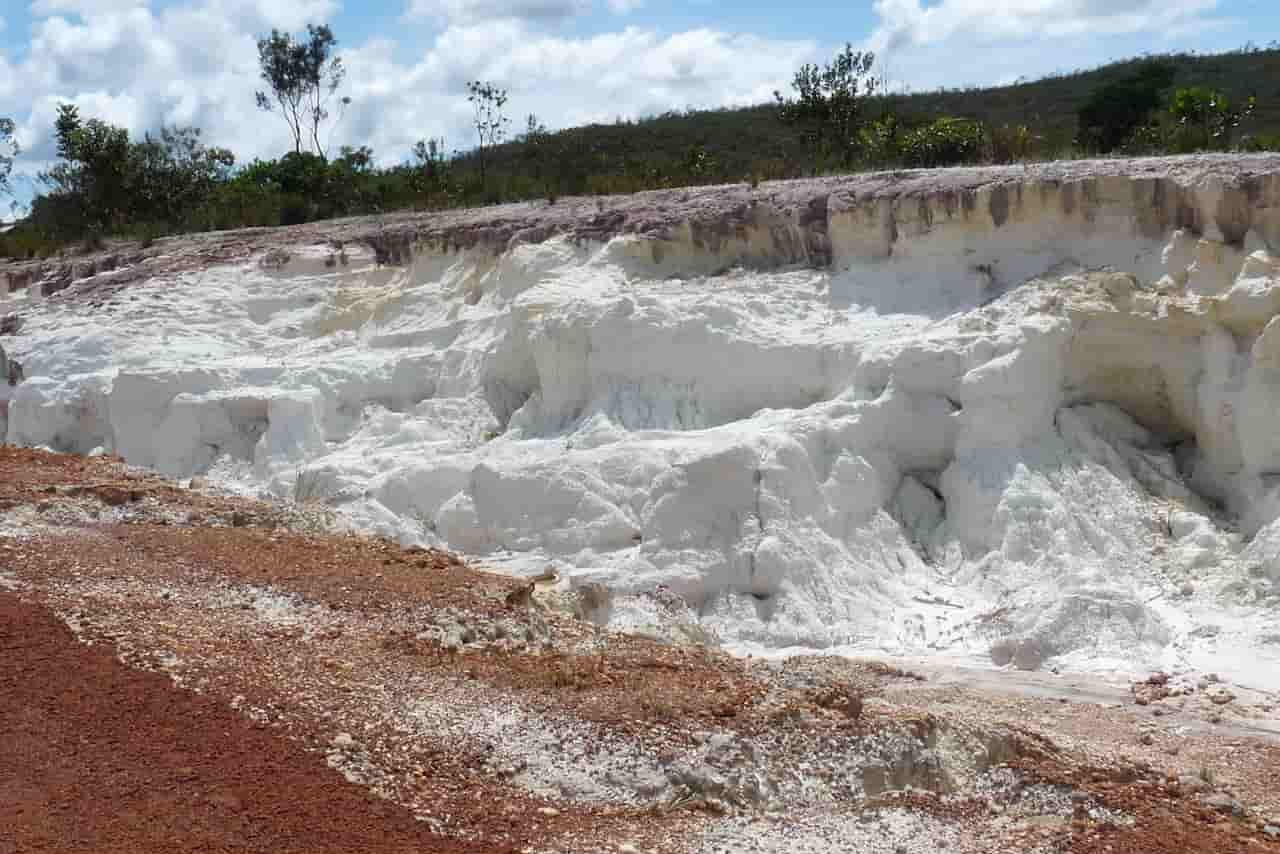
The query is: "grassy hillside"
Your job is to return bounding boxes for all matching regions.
[474,46,1280,187]
[883,48,1280,148]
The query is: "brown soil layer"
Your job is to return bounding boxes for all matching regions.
[3,153,1278,308]
[0,591,500,854]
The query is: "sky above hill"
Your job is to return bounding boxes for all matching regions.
[0,0,1277,203]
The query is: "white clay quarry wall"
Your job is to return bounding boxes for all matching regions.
[4,160,1280,681]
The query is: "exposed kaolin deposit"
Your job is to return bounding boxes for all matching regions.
[4,155,1280,683]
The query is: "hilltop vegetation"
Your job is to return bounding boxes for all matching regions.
[471,44,1280,186]
[2,41,1279,259]
[878,46,1280,149]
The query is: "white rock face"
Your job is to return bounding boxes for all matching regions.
[5,158,1280,682]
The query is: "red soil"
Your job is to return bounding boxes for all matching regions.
[0,591,503,854]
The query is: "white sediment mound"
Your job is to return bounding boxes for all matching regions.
[5,156,1280,683]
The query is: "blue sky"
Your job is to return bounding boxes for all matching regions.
[0,0,1277,207]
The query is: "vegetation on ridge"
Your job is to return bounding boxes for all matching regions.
[1,36,1279,260]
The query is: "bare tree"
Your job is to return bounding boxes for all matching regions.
[255,25,348,157]
[466,80,509,186]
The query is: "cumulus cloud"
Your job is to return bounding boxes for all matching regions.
[29,0,146,14]
[7,3,251,160]
[871,0,1220,50]
[0,0,815,177]
[31,0,336,28]
[341,23,814,160]
[863,0,1233,92]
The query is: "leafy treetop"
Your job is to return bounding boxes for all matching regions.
[775,44,879,169]
[255,24,349,157]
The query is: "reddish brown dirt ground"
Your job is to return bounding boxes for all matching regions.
[2,448,1279,854]
[0,591,502,854]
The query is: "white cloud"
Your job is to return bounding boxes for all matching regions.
[405,0,589,24]
[871,0,1220,50]
[201,0,339,30]
[29,0,146,14]
[863,0,1232,92]
[0,1,815,175]
[340,23,815,160]
[1,0,354,166]
[0,52,14,103]
[30,0,335,27]
[405,0,643,24]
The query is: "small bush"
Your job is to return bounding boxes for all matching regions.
[1119,123,1169,156]
[858,115,901,165]
[1168,87,1256,152]
[279,194,313,226]
[1240,133,1280,152]
[0,224,60,260]
[79,232,105,254]
[1076,62,1175,153]
[900,117,986,168]
[987,124,1036,163]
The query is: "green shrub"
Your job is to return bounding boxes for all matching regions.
[0,223,60,260]
[1168,87,1256,151]
[1119,123,1169,156]
[775,43,879,170]
[987,124,1036,163]
[1076,62,1175,153]
[278,194,314,226]
[900,118,986,168]
[1240,133,1280,152]
[858,115,901,165]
